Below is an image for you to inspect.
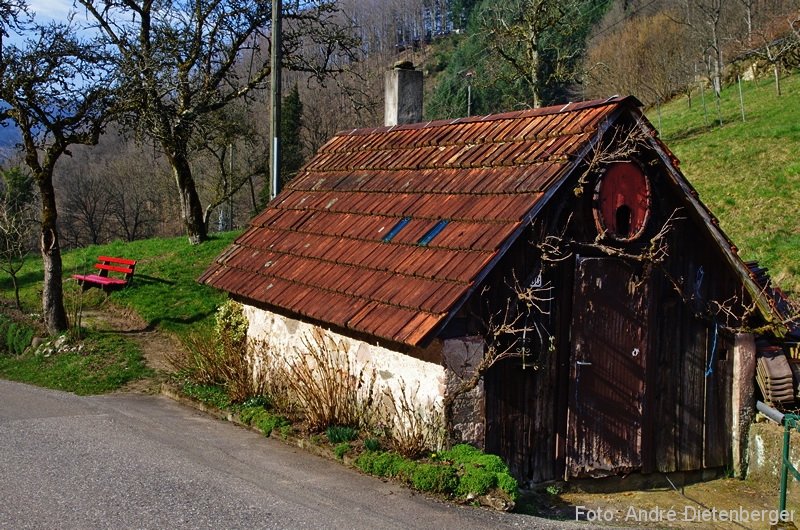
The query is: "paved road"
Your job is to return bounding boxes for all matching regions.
[0,380,584,529]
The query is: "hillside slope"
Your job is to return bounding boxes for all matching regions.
[650,72,800,295]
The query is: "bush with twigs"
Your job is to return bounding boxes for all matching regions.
[382,383,446,458]
[281,329,378,432]
[168,300,265,403]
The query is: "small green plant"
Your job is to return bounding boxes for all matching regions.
[241,395,270,409]
[364,437,381,452]
[181,381,232,410]
[326,425,358,444]
[411,463,458,494]
[239,405,290,437]
[545,483,562,496]
[355,451,414,480]
[0,314,34,355]
[334,442,351,460]
[279,424,292,438]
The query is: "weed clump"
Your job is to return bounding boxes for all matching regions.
[411,463,458,494]
[239,405,290,437]
[355,445,517,503]
[334,443,351,460]
[282,330,377,432]
[169,300,266,404]
[438,444,519,501]
[0,314,34,355]
[355,451,414,479]
[326,425,358,443]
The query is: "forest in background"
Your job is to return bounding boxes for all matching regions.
[1,0,798,250]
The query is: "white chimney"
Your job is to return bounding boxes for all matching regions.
[384,62,423,127]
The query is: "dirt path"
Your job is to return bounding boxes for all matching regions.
[80,306,180,393]
[524,476,800,529]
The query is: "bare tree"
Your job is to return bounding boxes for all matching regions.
[675,0,731,98]
[60,170,111,246]
[79,0,359,244]
[191,99,268,228]
[105,158,162,242]
[478,0,587,108]
[747,11,800,96]
[585,11,694,106]
[0,166,35,310]
[0,18,114,333]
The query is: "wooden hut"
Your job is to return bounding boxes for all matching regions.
[200,95,788,483]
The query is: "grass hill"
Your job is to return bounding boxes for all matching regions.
[1,232,238,336]
[649,72,800,295]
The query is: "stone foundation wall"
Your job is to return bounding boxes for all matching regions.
[747,420,800,483]
[243,305,446,429]
[442,336,487,448]
[242,305,490,451]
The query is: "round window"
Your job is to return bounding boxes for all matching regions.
[592,162,651,241]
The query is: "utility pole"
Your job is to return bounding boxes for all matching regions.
[269,0,282,201]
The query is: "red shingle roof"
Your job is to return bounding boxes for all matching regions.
[200,97,637,346]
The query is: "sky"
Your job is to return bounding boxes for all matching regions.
[27,1,74,22]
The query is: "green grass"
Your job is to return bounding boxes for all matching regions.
[0,331,152,394]
[647,71,800,294]
[355,444,519,502]
[0,314,36,355]
[1,231,239,336]
[0,232,237,394]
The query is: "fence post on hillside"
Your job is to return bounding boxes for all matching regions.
[700,82,709,127]
[656,97,662,132]
[738,75,746,122]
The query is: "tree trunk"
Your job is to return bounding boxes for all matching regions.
[11,274,21,311]
[171,152,207,244]
[37,173,68,334]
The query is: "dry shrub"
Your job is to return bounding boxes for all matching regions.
[168,301,265,403]
[283,329,377,431]
[382,383,446,459]
[250,337,295,413]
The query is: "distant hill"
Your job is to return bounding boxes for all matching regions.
[0,124,20,149]
[649,71,800,296]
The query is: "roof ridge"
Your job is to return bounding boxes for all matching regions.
[334,96,639,138]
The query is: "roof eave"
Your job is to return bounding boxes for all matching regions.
[635,118,786,335]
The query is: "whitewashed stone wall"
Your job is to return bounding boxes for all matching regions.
[242,304,488,450]
[243,304,446,418]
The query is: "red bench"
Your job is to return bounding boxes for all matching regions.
[72,256,137,292]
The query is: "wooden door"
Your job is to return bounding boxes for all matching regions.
[566,257,649,478]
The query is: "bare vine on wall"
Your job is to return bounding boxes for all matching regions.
[574,120,651,197]
[442,274,554,438]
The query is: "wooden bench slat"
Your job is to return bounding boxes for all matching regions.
[95,263,135,275]
[98,256,137,266]
[72,255,137,292]
[72,274,127,286]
